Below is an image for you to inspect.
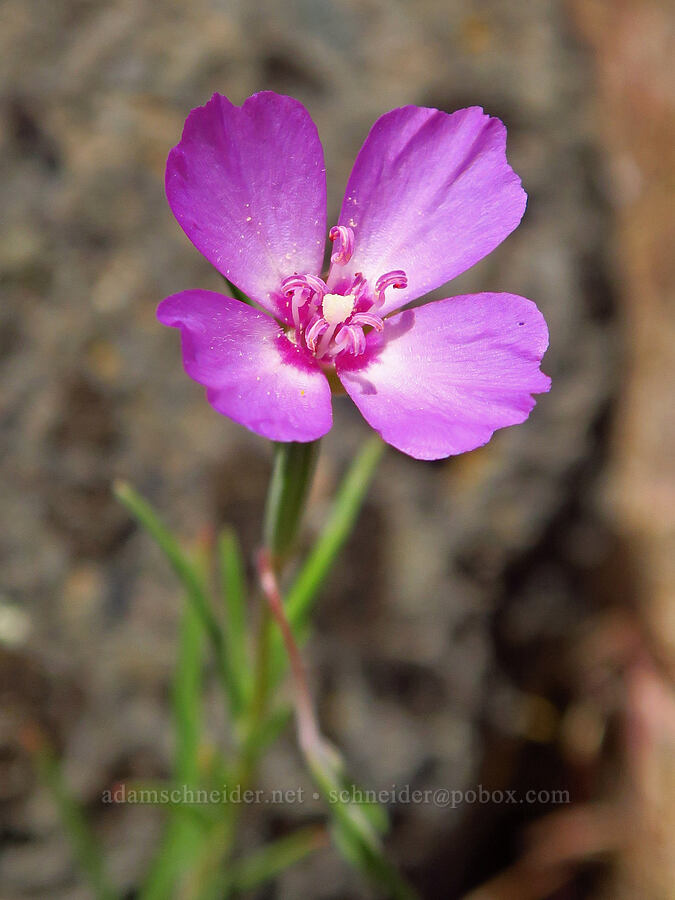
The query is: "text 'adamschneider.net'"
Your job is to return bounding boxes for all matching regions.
[103,783,571,809]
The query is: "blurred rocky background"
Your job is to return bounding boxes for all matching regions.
[1,0,673,897]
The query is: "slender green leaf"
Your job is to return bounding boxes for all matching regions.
[218,527,250,717]
[174,600,204,783]
[302,738,416,900]
[140,591,209,899]
[227,826,327,892]
[113,483,219,647]
[287,437,383,630]
[340,781,390,835]
[312,764,416,900]
[243,703,293,759]
[330,819,417,900]
[269,437,384,681]
[113,482,236,711]
[36,748,117,900]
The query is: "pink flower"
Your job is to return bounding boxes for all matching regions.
[159,92,550,460]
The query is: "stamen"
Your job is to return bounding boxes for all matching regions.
[349,326,366,356]
[290,287,309,331]
[334,325,366,356]
[350,312,384,332]
[375,270,408,293]
[305,316,327,353]
[333,325,354,354]
[328,226,354,265]
[350,272,368,303]
[281,273,328,297]
[316,321,340,359]
[374,269,408,307]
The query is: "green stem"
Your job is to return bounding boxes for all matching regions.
[263,440,321,563]
[257,549,322,757]
[195,441,323,893]
[234,439,321,784]
[269,436,385,685]
[251,439,323,762]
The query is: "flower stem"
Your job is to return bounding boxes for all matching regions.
[263,440,321,564]
[244,439,322,761]
[256,541,419,900]
[257,549,322,757]
[199,441,323,889]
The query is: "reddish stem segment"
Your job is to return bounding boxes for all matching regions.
[257,549,322,756]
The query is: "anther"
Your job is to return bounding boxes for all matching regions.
[281,274,328,297]
[375,270,408,302]
[305,317,327,353]
[290,287,309,331]
[328,226,355,265]
[350,312,384,332]
[349,272,368,302]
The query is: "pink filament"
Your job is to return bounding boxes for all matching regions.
[290,287,309,330]
[281,274,328,334]
[281,273,328,297]
[316,321,341,359]
[350,312,384,331]
[305,316,327,353]
[333,325,355,354]
[374,269,408,306]
[329,226,355,265]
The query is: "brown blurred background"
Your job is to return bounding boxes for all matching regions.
[1,0,673,897]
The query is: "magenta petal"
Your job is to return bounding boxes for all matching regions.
[158,291,332,442]
[330,106,527,315]
[166,92,326,318]
[336,293,550,460]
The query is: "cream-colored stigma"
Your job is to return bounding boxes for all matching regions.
[321,292,356,326]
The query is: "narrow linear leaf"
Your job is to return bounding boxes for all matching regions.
[307,748,416,900]
[113,482,236,711]
[269,437,384,681]
[218,527,250,717]
[174,598,204,784]
[338,781,390,836]
[227,826,327,892]
[288,436,384,631]
[35,747,117,900]
[113,482,219,645]
[140,579,209,899]
[331,819,417,900]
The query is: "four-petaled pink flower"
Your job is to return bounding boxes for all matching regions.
[159,92,550,459]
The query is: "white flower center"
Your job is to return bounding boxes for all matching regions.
[321,292,355,326]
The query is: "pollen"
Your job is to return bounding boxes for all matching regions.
[322,292,355,326]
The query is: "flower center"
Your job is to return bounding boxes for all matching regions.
[279,225,407,362]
